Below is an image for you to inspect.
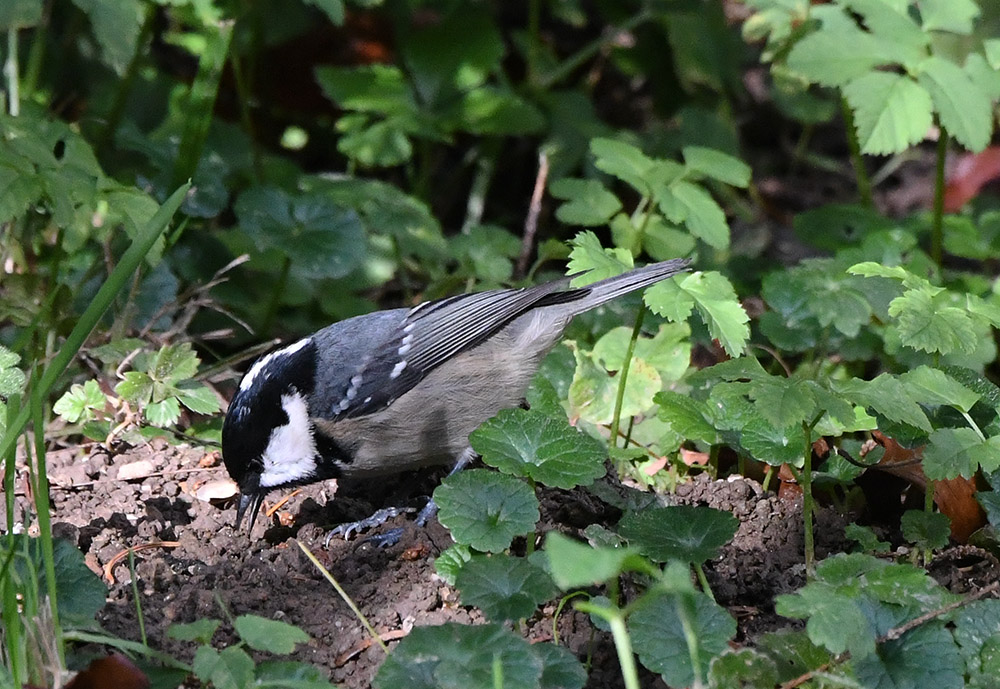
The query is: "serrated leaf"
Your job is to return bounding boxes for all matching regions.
[681,146,751,187]
[952,599,1000,679]
[666,181,730,249]
[455,554,556,621]
[888,287,978,355]
[590,137,657,194]
[900,510,951,550]
[740,417,805,465]
[53,380,105,423]
[115,371,153,405]
[566,231,633,284]
[835,374,932,432]
[374,622,544,689]
[854,623,963,689]
[708,648,779,689]
[435,470,539,552]
[900,366,980,412]
[174,384,221,415]
[550,178,622,227]
[234,614,310,654]
[544,532,646,588]
[655,390,720,445]
[918,56,993,152]
[152,342,200,384]
[470,408,606,489]
[642,278,695,322]
[658,271,748,358]
[922,427,983,479]
[145,397,181,427]
[618,505,737,564]
[844,72,933,154]
[72,0,144,75]
[748,376,818,430]
[786,20,890,87]
[630,589,736,688]
[434,544,472,586]
[919,0,980,34]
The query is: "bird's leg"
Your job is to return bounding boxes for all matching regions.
[324,447,478,548]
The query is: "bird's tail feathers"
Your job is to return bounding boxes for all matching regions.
[544,258,691,315]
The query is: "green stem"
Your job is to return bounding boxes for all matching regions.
[230,51,264,183]
[259,255,291,338]
[606,613,641,689]
[801,420,816,575]
[693,562,714,602]
[931,127,948,267]
[675,595,704,689]
[840,97,872,207]
[29,389,63,665]
[5,28,20,116]
[538,10,652,90]
[527,0,540,86]
[609,308,645,451]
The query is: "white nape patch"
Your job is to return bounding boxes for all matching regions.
[390,361,407,379]
[258,392,317,488]
[240,338,312,392]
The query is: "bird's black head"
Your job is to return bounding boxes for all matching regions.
[222,337,328,533]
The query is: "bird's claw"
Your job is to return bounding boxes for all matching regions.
[323,506,415,547]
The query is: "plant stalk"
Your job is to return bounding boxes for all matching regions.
[609,308,645,451]
[840,97,872,207]
[931,127,948,267]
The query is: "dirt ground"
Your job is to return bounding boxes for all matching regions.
[13,438,997,688]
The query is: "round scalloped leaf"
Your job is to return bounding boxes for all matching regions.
[618,505,737,564]
[629,589,736,688]
[455,554,557,621]
[435,469,539,552]
[470,408,606,489]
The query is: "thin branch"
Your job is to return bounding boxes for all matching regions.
[517,151,549,279]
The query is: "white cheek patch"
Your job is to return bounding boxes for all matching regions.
[240,338,312,392]
[259,392,318,488]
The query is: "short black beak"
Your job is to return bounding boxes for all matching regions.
[236,492,266,535]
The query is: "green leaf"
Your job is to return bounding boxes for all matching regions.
[665,180,730,249]
[655,391,720,445]
[900,366,980,412]
[786,18,891,87]
[590,137,658,194]
[756,629,832,683]
[235,186,367,280]
[255,660,336,688]
[618,505,738,564]
[918,56,994,152]
[630,589,736,688]
[566,231,633,284]
[374,622,544,689]
[568,345,660,425]
[853,624,963,689]
[892,286,979,355]
[234,614,310,654]
[544,532,646,589]
[550,178,622,226]
[642,277,695,322]
[834,374,932,432]
[435,470,539,552]
[152,342,200,384]
[740,417,806,465]
[681,146,751,187]
[459,88,545,136]
[652,271,748,358]
[708,648,779,689]
[71,0,144,75]
[470,408,606,489]
[922,427,983,479]
[919,0,980,34]
[952,600,1000,680]
[748,376,818,430]
[302,0,344,25]
[168,619,221,644]
[193,646,255,689]
[115,371,153,405]
[0,345,25,397]
[455,554,557,621]
[0,0,42,29]
[900,510,951,550]
[174,385,221,415]
[985,39,1000,70]
[534,642,587,689]
[843,72,933,155]
[434,544,472,586]
[145,397,181,427]
[53,380,105,423]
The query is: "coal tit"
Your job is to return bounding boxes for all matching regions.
[222,258,690,533]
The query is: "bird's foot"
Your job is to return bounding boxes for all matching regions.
[323,506,415,547]
[415,497,438,527]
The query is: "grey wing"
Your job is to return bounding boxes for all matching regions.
[330,281,585,420]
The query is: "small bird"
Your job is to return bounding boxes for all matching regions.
[222,258,690,535]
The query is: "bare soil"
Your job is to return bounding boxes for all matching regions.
[15,439,997,688]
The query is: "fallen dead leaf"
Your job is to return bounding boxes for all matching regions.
[116,460,155,481]
[65,653,149,689]
[193,478,239,502]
